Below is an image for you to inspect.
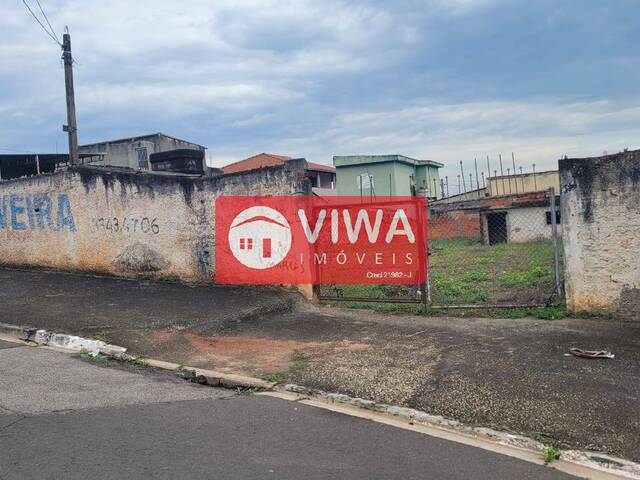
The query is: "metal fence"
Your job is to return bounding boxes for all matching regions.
[317,188,563,309]
[315,198,428,305]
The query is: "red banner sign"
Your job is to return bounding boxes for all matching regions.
[215,196,427,284]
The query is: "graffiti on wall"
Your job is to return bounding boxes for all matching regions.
[0,193,75,232]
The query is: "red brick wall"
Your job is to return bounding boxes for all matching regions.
[429,210,481,239]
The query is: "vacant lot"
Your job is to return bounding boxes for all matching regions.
[319,238,560,309]
[6,267,640,463]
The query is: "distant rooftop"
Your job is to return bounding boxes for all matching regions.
[80,132,206,149]
[221,153,335,174]
[333,154,443,168]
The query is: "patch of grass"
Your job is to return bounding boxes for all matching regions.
[238,387,259,396]
[290,351,310,372]
[322,301,572,320]
[92,330,110,343]
[263,352,311,381]
[263,372,286,383]
[534,433,560,449]
[79,349,148,369]
[498,265,553,287]
[321,238,567,313]
[542,445,561,464]
[534,433,562,465]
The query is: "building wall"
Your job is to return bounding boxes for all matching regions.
[480,206,561,244]
[488,170,559,196]
[428,209,480,240]
[435,188,486,204]
[336,163,397,197]
[80,135,205,170]
[415,165,441,199]
[0,160,309,284]
[506,206,561,242]
[393,163,414,196]
[335,162,441,198]
[559,150,640,316]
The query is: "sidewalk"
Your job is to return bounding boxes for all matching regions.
[3,267,639,464]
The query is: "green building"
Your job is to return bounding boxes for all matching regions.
[333,155,444,199]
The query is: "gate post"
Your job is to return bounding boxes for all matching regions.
[549,187,562,296]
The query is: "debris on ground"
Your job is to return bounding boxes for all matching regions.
[566,348,615,359]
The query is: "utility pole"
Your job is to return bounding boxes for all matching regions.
[62,28,79,165]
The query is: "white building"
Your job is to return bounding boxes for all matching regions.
[79,133,206,170]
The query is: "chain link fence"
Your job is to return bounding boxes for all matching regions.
[318,188,563,308]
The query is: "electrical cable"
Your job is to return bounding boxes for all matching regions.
[35,0,60,44]
[21,0,61,46]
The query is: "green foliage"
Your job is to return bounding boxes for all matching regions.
[79,350,148,369]
[262,372,286,383]
[92,330,110,343]
[290,351,309,372]
[321,238,569,316]
[542,445,561,464]
[498,265,553,286]
[261,353,309,383]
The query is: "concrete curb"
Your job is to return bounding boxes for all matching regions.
[0,322,273,391]
[281,383,640,480]
[2,322,638,478]
[0,322,37,342]
[0,322,125,356]
[143,358,276,390]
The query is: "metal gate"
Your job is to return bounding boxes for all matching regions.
[317,188,563,309]
[315,198,429,306]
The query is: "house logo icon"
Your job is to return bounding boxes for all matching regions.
[228,206,292,269]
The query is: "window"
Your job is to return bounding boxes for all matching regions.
[357,173,374,189]
[239,238,253,250]
[546,210,561,225]
[135,147,149,169]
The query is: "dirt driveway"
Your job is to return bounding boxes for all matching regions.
[3,268,639,463]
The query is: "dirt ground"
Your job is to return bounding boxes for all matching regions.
[3,268,639,463]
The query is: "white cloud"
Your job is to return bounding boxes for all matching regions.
[2,0,639,174]
[205,99,640,185]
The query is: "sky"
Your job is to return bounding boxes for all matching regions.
[1,0,639,192]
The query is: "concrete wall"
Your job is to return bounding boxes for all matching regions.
[80,134,205,170]
[560,150,640,316]
[488,170,559,196]
[0,159,309,283]
[506,206,561,242]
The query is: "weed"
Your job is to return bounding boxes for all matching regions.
[263,372,286,383]
[93,330,110,343]
[534,433,560,448]
[320,238,573,317]
[542,445,561,464]
[79,349,148,369]
[290,351,309,372]
[238,386,258,396]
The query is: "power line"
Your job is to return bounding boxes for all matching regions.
[35,0,60,44]
[22,0,61,46]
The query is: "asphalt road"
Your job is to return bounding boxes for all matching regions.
[0,340,577,480]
